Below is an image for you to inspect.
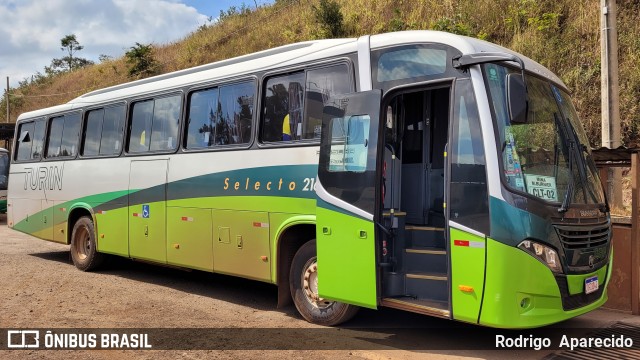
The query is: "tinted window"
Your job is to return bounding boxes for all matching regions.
[186,88,218,148]
[372,44,463,91]
[47,117,64,157]
[377,48,446,82]
[304,65,351,140]
[0,152,8,190]
[46,113,80,158]
[450,79,489,234]
[186,82,255,149]
[261,72,305,142]
[16,122,35,161]
[83,109,104,156]
[129,100,154,153]
[150,95,181,151]
[129,96,181,153]
[218,82,254,145]
[31,119,45,159]
[60,113,80,157]
[261,65,352,143]
[318,91,381,215]
[100,105,124,155]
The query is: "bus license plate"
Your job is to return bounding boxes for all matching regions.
[585,276,599,294]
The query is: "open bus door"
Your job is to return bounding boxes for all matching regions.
[315,90,382,309]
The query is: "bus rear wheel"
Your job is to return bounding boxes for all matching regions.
[70,216,105,271]
[290,240,358,326]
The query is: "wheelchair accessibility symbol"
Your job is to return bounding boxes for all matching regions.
[142,205,150,218]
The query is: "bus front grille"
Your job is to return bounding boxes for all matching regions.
[554,221,610,250]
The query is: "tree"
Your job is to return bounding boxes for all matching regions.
[125,43,158,78]
[312,0,345,38]
[98,54,113,63]
[48,34,94,73]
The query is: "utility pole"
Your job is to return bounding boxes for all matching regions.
[601,0,622,208]
[5,76,8,123]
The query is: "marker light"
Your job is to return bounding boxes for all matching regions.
[518,240,562,274]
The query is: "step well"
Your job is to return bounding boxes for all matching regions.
[381,298,450,318]
[404,246,448,274]
[405,225,446,248]
[405,272,449,302]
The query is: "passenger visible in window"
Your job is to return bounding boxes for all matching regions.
[282,114,291,141]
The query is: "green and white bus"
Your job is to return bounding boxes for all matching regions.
[0,148,8,213]
[8,31,611,328]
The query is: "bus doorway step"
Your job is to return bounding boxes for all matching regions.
[381,298,450,318]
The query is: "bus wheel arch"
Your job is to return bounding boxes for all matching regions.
[68,209,105,271]
[276,224,315,308]
[67,206,94,245]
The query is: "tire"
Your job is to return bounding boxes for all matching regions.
[290,240,359,326]
[70,216,105,271]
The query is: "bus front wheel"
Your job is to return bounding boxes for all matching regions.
[290,240,358,326]
[70,216,105,271]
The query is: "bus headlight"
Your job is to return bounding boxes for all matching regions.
[518,240,562,274]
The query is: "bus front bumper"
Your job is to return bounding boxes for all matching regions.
[478,239,611,329]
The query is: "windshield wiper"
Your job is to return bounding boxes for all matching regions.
[558,152,574,213]
[556,113,573,213]
[558,175,573,213]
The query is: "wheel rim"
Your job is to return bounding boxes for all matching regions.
[301,256,334,309]
[73,225,90,261]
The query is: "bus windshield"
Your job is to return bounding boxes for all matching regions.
[484,63,605,207]
[0,151,8,191]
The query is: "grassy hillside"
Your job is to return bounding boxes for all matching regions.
[3,0,639,147]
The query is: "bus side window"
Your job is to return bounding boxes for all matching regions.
[62,113,81,157]
[30,119,46,159]
[100,104,125,155]
[261,72,305,142]
[303,64,352,140]
[218,82,255,145]
[83,108,105,156]
[186,88,218,149]
[46,116,65,158]
[150,95,181,151]
[47,113,80,158]
[129,100,154,153]
[15,122,35,161]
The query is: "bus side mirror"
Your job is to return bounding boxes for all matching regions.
[507,73,528,124]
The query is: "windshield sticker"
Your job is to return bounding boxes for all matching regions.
[515,177,524,189]
[524,174,558,201]
[488,67,499,82]
[503,128,525,191]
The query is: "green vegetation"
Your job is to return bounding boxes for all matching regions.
[125,43,159,78]
[46,34,94,75]
[312,0,345,38]
[2,0,638,147]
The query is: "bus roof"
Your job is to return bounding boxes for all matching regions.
[16,30,564,121]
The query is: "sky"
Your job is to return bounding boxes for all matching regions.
[0,0,273,88]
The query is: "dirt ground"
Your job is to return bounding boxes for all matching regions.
[0,213,638,360]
